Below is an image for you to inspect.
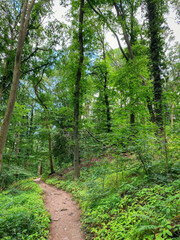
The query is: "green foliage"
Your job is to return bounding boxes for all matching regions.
[0,179,50,239]
[0,164,33,190]
[53,130,73,166]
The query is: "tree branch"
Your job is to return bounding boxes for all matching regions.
[86,129,106,146]
[87,0,129,61]
[22,61,54,75]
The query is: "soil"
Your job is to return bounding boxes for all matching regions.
[34,178,84,240]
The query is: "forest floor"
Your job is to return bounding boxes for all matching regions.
[34,178,84,240]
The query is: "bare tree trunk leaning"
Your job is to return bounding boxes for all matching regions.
[0,0,35,172]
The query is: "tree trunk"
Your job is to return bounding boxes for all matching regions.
[102,36,111,133]
[29,104,34,155]
[34,85,54,174]
[171,103,174,127]
[38,161,42,175]
[47,118,54,174]
[114,1,136,125]
[16,122,21,156]
[73,0,85,179]
[130,113,135,124]
[146,0,164,130]
[0,0,35,172]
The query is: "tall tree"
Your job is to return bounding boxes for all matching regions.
[0,0,35,171]
[73,0,85,179]
[145,0,165,130]
[87,0,155,125]
[99,31,112,132]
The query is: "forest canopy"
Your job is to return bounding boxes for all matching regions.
[0,0,179,180]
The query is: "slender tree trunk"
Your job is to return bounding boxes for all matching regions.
[104,86,111,132]
[0,0,35,172]
[113,1,134,59]
[16,121,21,156]
[46,117,54,174]
[28,104,34,156]
[141,76,156,122]
[171,103,174,127]
[73,0,85,179]
[101,37,111,132]
[37,161,42,175]
[170,87,176,127]
[163,127,168,175]
[130,113,135,124]
[34,85,54,174]
[114,1,136,125]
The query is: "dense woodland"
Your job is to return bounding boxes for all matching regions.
[0,0,180,239]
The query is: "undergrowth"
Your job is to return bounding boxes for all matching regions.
[0,179,50,239]
[44,158,180,240]
[0,164,33,190]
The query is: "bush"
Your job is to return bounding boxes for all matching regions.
[0,164,33,190]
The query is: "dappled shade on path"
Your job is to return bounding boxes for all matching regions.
[34,178,84,240]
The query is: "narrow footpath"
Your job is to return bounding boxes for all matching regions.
[34,178,84,240]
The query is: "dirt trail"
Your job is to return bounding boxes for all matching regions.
[34,178,84,240]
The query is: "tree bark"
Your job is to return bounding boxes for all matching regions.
[102,45,111,133]
[47,117,54,174]
[0,0,35,172]
[16,121,21,156]
[73,0,85,179]
[170,86,176,127]
[171,103,174,127]
[130,113,135,124]
[38,161,42,175]
[146,0,164,129]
